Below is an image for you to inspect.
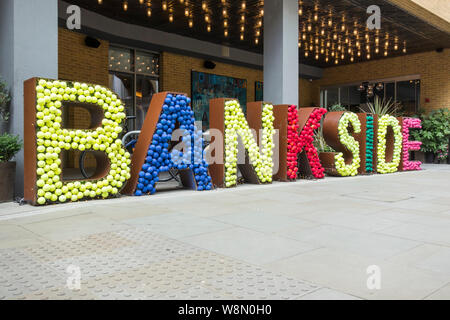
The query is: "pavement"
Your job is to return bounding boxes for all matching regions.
[0,164,449,300]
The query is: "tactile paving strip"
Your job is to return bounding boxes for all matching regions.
[0,227,321,300]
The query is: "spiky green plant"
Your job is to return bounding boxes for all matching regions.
[328,103,347,112]
[363,96,401,116]
[314,127,335,153]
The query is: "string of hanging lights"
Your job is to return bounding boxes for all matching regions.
[95,0,407,66]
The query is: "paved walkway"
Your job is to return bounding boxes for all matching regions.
[0,164,449,300]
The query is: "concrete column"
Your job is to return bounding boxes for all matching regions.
[0,0,58,197]
[263,0,299,105]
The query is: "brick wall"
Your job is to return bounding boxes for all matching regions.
[311,49,450,112]
[160,51,315,107]
[58,28,110,168]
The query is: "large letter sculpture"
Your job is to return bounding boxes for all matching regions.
[122,92,212,196]
[376,115,403,174]
[401,118,422,171]
[24,78,131,205]
[208,99,275,187]
[322,112,362,176]
[286,106,327,180]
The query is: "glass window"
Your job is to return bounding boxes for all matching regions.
[109,73,134,130]
[326,88,339,108]
[397,80,417,115]
[136,51,160,76]
[109,47,133,73]
[136,76,158,130]
[385,82,395,101]
[108,46,160,131]
[340,86,350,106]
[321,77,420,115]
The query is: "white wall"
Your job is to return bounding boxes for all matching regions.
[0,0,58,197]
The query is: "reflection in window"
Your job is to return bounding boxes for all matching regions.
[326,88,339,108]
[108,46,160,131]
[109,73,134,130]
[109,47,133,73]
[397,80,420,115]
[136,76,158,130]
[321,78,420,114]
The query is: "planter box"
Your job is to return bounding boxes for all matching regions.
[0,161,16,202]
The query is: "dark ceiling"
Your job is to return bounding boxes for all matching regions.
[64,0,450,68]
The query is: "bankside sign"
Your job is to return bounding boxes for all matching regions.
[24,78,422,206]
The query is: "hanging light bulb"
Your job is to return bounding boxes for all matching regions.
[241,1,246,10]
[139,0,144,4]
[224,29,228,37]
[260,9,264,16]
[202,1,207,10]
[223,19,228,27]
[299,7,303,16]
[184,8,189,17]
[240,25,245,32]
[255,38,259,45]
[240,33,244,41]
[169,13,173,22]
[123,1,128,11]
[222,8,227,17]
[162,1,167,10]
[305,51,309,57]
[241,14,245,22]
[147,7,152,16]
[205,14,210,23]
[258,20,262,27]
[256,29,260,37]
[350,56,354,62]
[403,41,407,53]
[367,53,371,59]
[207,24,211,32]
[98,0,103,4]
[188,19,193,28]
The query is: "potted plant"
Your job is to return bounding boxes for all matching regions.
[411,108,450,163]
[314,127,337,175]
[0,133,22,202]
[436,145,448,164]
[0,77,11,134]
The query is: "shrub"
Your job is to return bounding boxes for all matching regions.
[0,77,11,122]
[0,133,23,162]
[411,108,450,153]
